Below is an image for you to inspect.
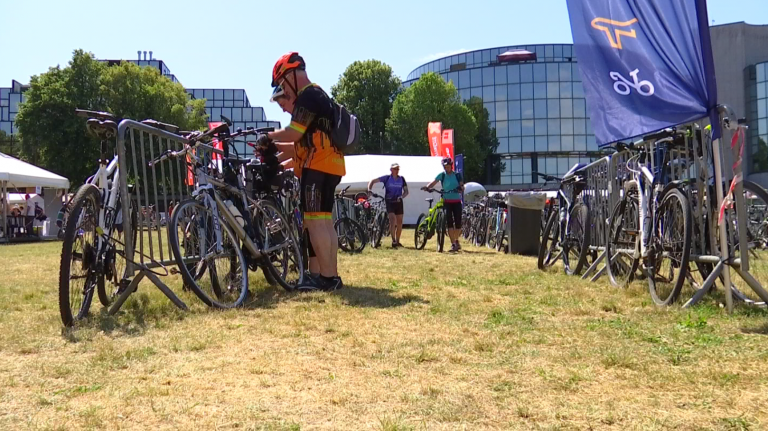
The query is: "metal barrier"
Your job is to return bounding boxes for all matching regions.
[560,111,768,311]
[108,119,222,315]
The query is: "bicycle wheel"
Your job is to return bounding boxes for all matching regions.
[414,214,429,250]
[538,211,561,270]
[495,229,506,252]
[436,210,447,252]
[59,184,101,327]
[605,186,640,288]
[169,199,249,308]
[253,199,303,291]
[563,202,591,276]
[373,212,386,248]
[647,187,691,306]
[335,217,366,253]
[486,214,497,249]
[98,197,137,307]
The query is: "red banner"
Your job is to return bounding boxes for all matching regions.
[441,129,454,159]
[428,122,442,157]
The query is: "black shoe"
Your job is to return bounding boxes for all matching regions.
[395,242,404,248]
[323,276,344,291]
[297,275,328,292]
[392,241,398,248]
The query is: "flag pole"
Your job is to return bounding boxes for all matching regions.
[711,130,733,313]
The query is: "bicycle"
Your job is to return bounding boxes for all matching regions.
[537,164,591,276]
[414,188,460,252]
[605,131,693,306]
[333,185,367,253]
[153,124,304,307]
[59,110,169,326]
[367,192,391,248]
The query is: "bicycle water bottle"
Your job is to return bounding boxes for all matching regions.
[224,200,245,227]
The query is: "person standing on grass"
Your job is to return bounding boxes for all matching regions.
[422,157,464,253]
[367,163,409,248]
[257,52,344,292]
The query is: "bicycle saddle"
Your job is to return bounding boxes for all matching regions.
[425,198,434,203]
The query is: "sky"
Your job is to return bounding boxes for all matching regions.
[1,0,767,126]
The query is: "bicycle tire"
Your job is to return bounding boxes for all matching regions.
[414,213,428,250]
[538,211,561,270]
[97,198,137,307]
[373,212,386,248]
[335,217,366,253]
[254,199,303,291]
[169,199,249,308]
[563,202,591,276]
[647,187,692,306]
[605,185,640,288]
[436,210,446,253]
[486,213,497,249]
[59,184,101,327]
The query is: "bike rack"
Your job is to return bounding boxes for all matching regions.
[567,110,768,311]
[110,120,220,315]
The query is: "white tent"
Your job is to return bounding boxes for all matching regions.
[0,152,70,189]
[0,152,69,241]
[338,155,446,225]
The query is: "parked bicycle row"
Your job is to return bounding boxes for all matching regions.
[536,110,768,308]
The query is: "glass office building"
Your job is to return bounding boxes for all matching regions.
[0,56,279,157]
[747,61,768,174]
[404,44,603,188]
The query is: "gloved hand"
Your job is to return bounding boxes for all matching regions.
[255,133,272,149]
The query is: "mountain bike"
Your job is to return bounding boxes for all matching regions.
[367,192,391,248]
[154,124,304,306]
[605,131,692,306]
[59,110,168,326]
[537,164,591,275]
[414,188,459,252]
[334,185,367,253]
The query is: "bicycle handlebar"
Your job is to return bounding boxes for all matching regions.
[533,171,561,182]
[423,188,460,195]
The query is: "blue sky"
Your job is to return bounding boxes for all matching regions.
[1,0,766,126]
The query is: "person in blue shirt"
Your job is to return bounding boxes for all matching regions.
[422,157,464,253]
[367,163,409,248]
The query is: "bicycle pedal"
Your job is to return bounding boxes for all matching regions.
[170,267,180,275]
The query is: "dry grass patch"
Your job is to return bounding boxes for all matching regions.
[1,233,768,429]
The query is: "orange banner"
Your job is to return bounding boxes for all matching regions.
[441,129,454,159]
[427,122,442,157]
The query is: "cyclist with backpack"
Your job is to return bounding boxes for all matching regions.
[421,157,464,253]
[367,163,409,248]
[256,52,346,291]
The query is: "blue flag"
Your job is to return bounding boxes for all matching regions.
[566,0,719,145]
[455,154,464,176]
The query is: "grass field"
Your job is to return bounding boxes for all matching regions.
[1,232,768,430]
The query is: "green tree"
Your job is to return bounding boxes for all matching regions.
[15,50,106,180]
[15,50,207,188]
[331,60,401,154]
[463,97,502,184]
[386,72,490,182]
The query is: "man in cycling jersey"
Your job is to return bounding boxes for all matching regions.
[258,52,344,291]
[422,157,464,253]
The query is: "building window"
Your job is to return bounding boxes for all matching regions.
[459,70,470,88]
[495,85,507,101]
[508,84,520,100]
[520,64,533,83]
[510,137,522,153]
[483,67,495,86]
[547,82,560,99]
[507,65,520,84]
[510,120,522,137]
[495,66,507,85]
[471,69,482,87]
[521,83,534,99]
[561,99,573,117]
[509,101,521,120]
[214,89,224,100]
[522,120,535,136]
[534,100,547,119]
[521,101,534,119]
[204,89,214,100]
[224,89,234,100]
[534,83,547,99]
[496,101,507,121]
[483,86,495,102]
[497,120,508,138]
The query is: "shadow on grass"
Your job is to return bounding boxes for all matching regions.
[334,285,429,308]
[61,293,189,342]
[741,323,768,335]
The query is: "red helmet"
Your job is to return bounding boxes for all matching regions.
[271,52,305,87]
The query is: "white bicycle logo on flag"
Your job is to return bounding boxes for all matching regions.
[609,69,655,96]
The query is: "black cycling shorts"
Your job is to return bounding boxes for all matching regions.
[385,200,404,215]
[300,168,341,219]
[444,201,463,229]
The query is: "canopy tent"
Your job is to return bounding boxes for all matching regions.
[337,155,446,225]
[0,152,69,241]
[0,152,70,189]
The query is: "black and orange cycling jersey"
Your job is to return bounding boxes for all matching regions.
[288,83,345,178]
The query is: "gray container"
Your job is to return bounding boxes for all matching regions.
[505,192,547,256]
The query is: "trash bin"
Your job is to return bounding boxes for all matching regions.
[505,192,547,256]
